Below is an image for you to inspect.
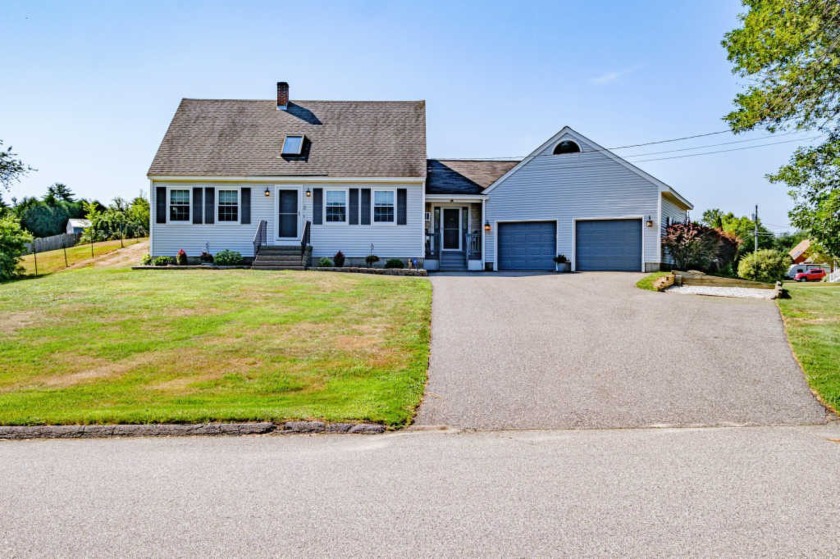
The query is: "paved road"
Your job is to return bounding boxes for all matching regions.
[2,425,840,557]
[416,273,827,429]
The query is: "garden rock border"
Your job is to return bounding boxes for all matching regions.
[0,421,386,440]
[310,267,428,276]
[131,265,251,270]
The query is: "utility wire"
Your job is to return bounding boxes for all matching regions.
[428,134,821,170]
[609,129,732,150]
[632,136,822,163]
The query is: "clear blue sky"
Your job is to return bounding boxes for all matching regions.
[1,0,811,231]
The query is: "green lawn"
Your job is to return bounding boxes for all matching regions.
[778,282,840,414]
[20,238,145,276]
[0,268,431,426]
[635,271,671,291]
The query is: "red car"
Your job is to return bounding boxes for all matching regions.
[794,268,826,282]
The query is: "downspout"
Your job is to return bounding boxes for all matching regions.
[148,179,155,257]
[481,197,486,271]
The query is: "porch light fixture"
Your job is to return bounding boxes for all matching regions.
[484,221,491,232]
[264,188,271,197]
[305,188,311,198]
[645,216,654,228]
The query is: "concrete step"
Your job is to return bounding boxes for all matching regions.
[254,256,303,263]
[258,249,302,255]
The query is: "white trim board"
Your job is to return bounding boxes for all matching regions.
[425,194,487,201]
[274,186,303,243]
[149,175,425,184]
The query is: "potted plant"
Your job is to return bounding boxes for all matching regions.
[554,254,571,273]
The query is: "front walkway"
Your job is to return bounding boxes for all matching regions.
[415,273,828,430]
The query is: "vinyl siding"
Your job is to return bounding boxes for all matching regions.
[150,181,423,258]
[311,185,424,258]
[660,195,689,265]
[485,137,662,271]
[661,195,688,227]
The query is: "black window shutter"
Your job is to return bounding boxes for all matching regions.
[155,187,167,224]
[397,188,407,225]
[313,188,323,225]
[360,189,371,225]
[349,189,359,225]
[204,187,215,224]
[240,188,251,224]
[192,188,203,224]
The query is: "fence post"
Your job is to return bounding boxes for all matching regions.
[63,239,69,268]
[33,246,38,277]
[91,231,95,259]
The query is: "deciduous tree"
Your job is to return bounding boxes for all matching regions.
[723,0,840,258]
[0,140,33,191]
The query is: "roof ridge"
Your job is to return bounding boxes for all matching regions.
[180,98,425,103]
[430,158,523,162]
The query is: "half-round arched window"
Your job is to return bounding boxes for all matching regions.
[553,140,581,155]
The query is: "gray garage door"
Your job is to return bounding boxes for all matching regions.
[498,221,557,271]
[575,219,642,271]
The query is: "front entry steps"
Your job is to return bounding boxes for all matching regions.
[440,251,468,272]
[252,246,306,271]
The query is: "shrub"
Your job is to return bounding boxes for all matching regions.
[384,258,404,269]
[141,253,152,266]
[0,215,33,281]
[365,254,380,268]
[661,222,720,272]
[333,250,345,267]
[214,249,243,266]
[711,229,740,275]
[199,251,214,263]
[152,256,173,266]
[553,254,568,264]
[176,249,188,266]
[318,257,334,267]
[737,249,790,283]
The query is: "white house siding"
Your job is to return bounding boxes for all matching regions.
[310,184,424,260]
[150,181,424,259]
[661,195,688,227]
[485,138,661,271]
[660,194,689,265]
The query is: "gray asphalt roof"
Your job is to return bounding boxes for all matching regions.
[426,159,519,194]
[148,99,427,178]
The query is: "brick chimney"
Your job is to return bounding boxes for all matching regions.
[277,82,289,110]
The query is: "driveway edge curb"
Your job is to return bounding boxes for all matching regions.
[0,421,386,440]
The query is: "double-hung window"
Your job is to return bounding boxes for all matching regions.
[373,190,395,223]
[169,189,190,222]
[325,190,347,223]
[217,189,239,222]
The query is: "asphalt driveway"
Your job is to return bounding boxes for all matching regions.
[415,273,828,430]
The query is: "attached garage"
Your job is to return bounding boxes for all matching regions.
[497,221,557,271]
[575,219,642,271]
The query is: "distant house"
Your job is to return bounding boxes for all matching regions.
[147,81,692,272]
[789,239,811,264]
[66,218,91,235]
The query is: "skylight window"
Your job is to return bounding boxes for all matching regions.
[282,135,304,155]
